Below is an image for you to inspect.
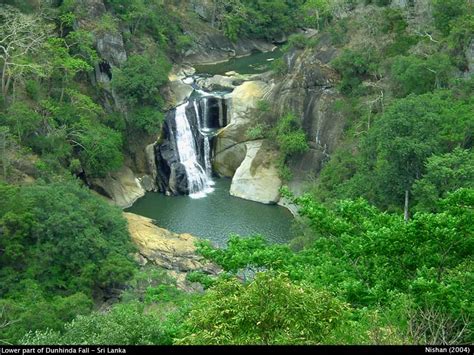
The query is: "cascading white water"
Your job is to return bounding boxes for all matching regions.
[194,100,215,183]
[204,136,212,178]
[174,103,213,198]
[193,101,201,131]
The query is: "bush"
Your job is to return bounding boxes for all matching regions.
[390,54,454,97]
[275,113,309,157]
[21,302,175,345]
[177,272,348,345]
[332,48,379,95]
[112,54,170,108]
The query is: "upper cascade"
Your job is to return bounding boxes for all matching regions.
[153,74,229,198]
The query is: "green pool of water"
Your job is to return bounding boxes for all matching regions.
[125,178,294,247]
[194,49,283,76]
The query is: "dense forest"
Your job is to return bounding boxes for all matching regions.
[0,0,472,346]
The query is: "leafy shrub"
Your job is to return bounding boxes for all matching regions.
[21,302,175,345]
[332,48,380,95]
[112,54,171,108]
[177,272,348,345]
[390,54,454,97]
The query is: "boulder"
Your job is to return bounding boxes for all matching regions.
[230,80,271,121]
[92,165,145,208]
[213,142,247,177]
[124,212,219,274]
[163,80,194,108]
[214,80,271,156]
[196,75,240,91]
[230,140,282,204]
[145,143,158,189]
[138,175,156,192]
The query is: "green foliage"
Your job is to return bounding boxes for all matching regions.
[0,102,41,143]
[330,89,474,210]
[196,189,474,343]
[186,271,216,289]
[245,123,267,140]
[196,235,291,273]
[128,107,165,135]
[21,302,175,345]
[0,180,136,296]
[300,0,332,31]
[76,121,123,178]
[112,54,170,108]
[0,180,137,343]
[216,0,303,41]
[106,0,191,54]
[283,33,318,52]
[1,286,93,344]
[391,54,454,97]
[331,48,379,95]
[177,272,348,345]
[275,112,309,157]
[432,0,471,36]
[413,148,474,211]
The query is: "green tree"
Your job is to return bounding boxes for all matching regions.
[75,122,123,178]
[357,90,471,216]
[0,5,50,103]
[432,0,471,36]
[177,272,348,345]
[413,148,474,211]
[112,54,170,108]
[0,180,136,297]
[1,102,41,143]
[391,54,454,97]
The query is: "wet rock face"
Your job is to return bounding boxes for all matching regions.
[74,0,127,81]
[267,41,345,193]
[95,32,127,67]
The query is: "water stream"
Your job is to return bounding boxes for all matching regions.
[173,103,213,198]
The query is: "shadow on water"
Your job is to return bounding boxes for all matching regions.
[125,178,294,247]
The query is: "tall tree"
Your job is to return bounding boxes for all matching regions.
[0,5,50,103]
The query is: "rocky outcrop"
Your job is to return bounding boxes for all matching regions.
[180,14,276,65]
[163,80,194,108]
[266,37,345,194]
[213,80,272,177]
[73,0,127,72]
[196,74,244,91]
[91,166,145,208]
[230,140,282,204]
[124,212,220,290]
[213,142,247,178]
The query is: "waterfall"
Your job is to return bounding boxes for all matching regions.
[193,101,201,131]
[204,136,212,178]
[174,104,213,198]
[194,100,214,183]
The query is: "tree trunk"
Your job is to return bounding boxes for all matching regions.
[0,130,7,179]
[404,189,410,222]
[1,60,8,102]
